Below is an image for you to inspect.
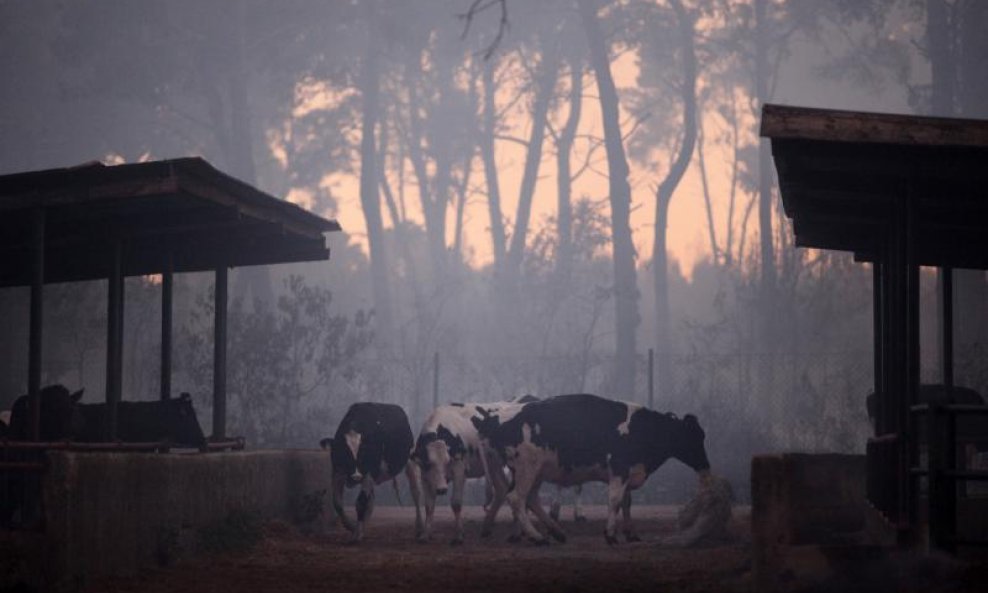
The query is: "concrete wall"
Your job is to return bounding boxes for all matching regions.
[4,449,331,592]
[752,453,871,592]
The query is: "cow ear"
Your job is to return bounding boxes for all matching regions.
[70,389,84,403]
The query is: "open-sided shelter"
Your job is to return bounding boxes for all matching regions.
[0,157,341,442]
[761,104,988,553]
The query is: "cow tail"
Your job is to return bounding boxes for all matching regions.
[392,476,403,506]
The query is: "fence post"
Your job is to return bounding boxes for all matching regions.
[433,351,440,408]
[648,348,654,409]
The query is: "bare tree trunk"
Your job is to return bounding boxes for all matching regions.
[556,57,583,284]
[358,1,394,343]
[953,0,988,388]
[401,47,453,281]
[696,117,718,266]
[453,148,474,262]
[227,2,273,306]
[379,118,427,353]
[652,0,697,402]
[579,0,639,398]
[927,0,954,117]
[755,0,776,341]
[506,41,560,277]
[480,59,507,275]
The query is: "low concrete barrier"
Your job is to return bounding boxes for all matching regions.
[3,449,331,592]
[752,453,869,591]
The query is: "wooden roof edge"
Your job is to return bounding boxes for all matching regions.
[0,157,342,233]
[760,103,988,147]
[170,158,342,234]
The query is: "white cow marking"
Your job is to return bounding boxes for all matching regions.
[616,404,639,435]
[345,430,362,461]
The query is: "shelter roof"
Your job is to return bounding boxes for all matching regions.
[0,157,341,286]
[760,104,988,269]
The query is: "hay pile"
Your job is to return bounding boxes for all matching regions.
[656,471,733,547]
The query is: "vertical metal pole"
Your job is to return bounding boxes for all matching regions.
[872,262,884,435]
[103,240,124,441]
[432,351,439,408]
[904,189,921,544]
[939,266,956,553]
[648,348,654,409]
[942,267,954,391]
[160,257,173,401]
[28,209,45,441]
[213,265,228,441]
[105,240,124,441]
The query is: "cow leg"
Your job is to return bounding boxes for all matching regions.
[450,459,467,545]
[331,472,356,534]
[483,478,494,513]
[353,477,375,544]
[406,461,425,540]
[604,476,628,545]
[549,485,562,522]
[422,478,437,542]
[621,489,640,542]
[480,458,509,538]
[505,459,546,544]
[574,484,587,523]
[526,481,566,543]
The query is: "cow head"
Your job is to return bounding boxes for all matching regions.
[10,385,84,441]
[163,393,207,447]
[329,428,372,486]
[413,432,450,496]
[672,414,710,473]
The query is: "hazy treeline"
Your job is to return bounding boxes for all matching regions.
[1,0,986,501]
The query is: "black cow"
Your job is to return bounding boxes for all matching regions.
[491,393,710,544]
[866,384,983,430]
[8,385,84,441]
[867,384,988,452]
[75,393,206,448]
[319,402,414,543]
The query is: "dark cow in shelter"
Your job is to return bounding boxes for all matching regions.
[320,402,414,543]
[491,393,710,545]
[7,386,205,448]
[75,393,206,448]
[867,384,988,452]
[3,385,83,527]
[8,385,84,441]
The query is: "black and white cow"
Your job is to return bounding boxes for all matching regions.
[320,402,414,543]
[505,395,586,524]
[491,393,710,545]
[411,401,527,544]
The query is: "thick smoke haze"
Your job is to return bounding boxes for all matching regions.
[1,0,986,505]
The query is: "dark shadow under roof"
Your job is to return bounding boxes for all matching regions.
[761,104,988,269]
[0,157,341,287]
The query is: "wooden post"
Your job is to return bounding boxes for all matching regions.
[648,348,654,409]
[105,240,124,441]
[160,257,173,401]
[933,266,956,553]
[872,262,884,434]
[432,352,439,409]
[213,265,228,440]
[28,209,45,441]
[942,267,954,391]
[903,188,921,543]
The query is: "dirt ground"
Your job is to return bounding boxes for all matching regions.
[85,505,753,593]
